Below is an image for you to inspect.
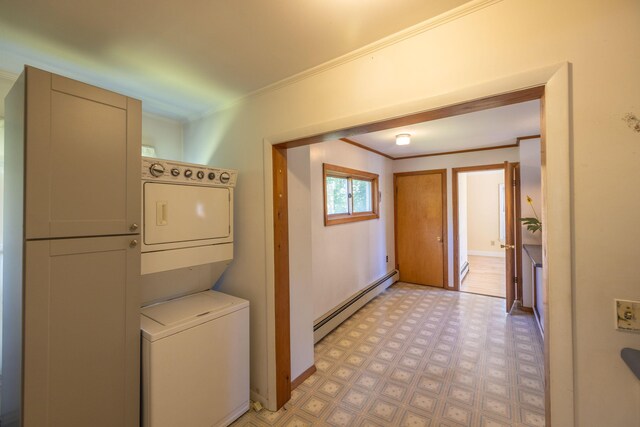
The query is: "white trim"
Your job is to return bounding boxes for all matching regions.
[262,139,277,411]
[187,0,503,121]
[242,0,503,100]
[541,63,575,426]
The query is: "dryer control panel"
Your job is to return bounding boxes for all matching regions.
[142,157,238,187]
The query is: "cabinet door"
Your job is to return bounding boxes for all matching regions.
[23,236,140,427]
[24,66,141,239]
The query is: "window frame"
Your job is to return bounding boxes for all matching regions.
[323,163,379,226]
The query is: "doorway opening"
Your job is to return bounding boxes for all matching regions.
[457,167,507,298]
[271,87,545,408]
[453,162,524,312]
[269,73,574,425]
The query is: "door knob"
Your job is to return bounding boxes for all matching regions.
[436,236,442,242]
[130,223,139,231]
[129,239,138,248]
[500,244,515,249]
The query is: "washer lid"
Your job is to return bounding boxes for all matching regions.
[142,292,233,327]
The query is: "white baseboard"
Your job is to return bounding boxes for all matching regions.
[468,250,505,258]
[313,270,399,343]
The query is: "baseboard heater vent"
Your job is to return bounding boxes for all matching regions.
[313,270,399,343]
[460,261,470,281]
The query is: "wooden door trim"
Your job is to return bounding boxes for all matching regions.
[273,86,544,150]
[514,164,524,305]
[271,86,543,410]
[451,163,520,294]
[504,161,515,312]
[393,169,448,288]
[272,146,291,408]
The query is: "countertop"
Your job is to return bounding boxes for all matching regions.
[523,244,543,267]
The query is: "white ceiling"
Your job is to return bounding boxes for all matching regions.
[0,0,470,120]
[348,100,541,158]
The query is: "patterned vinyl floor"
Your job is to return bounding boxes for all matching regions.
[232,282,545,427]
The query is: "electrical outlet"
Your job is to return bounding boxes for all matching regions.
[615,299,640,332]
[491,240,495,246]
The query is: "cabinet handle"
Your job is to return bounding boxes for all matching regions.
[129,239,138,248]
[130,223,139,231]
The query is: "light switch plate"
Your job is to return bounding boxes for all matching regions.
[615,299,640,332]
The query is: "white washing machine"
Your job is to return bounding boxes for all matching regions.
[141,291,249,427]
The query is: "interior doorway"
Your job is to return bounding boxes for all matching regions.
[269,78,575,422]
[452,163,523,312]
[456,167,507,298]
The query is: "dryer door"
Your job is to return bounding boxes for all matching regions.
[143,183,230,246]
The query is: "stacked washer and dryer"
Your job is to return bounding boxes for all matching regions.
[139,157,249,427]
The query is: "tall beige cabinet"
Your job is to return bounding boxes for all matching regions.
[2,66,141,427]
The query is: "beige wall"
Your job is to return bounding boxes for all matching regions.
[286,145,314,381]
[465,170,505,255]
[0,73,15,117]
[309,141,394,320]
[287,140,395,380]
[457,173,468,277]
[183,0,640,423]
[141,113,184,161]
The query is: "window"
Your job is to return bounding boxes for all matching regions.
[323,163,379,226]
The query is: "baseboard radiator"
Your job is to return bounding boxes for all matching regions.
[460,261,470,281]
[313,270,399,343]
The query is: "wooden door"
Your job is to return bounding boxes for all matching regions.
[24,66,141,239]
[395,170,447,287]
[23,236,140,427]
[504,162,516,312]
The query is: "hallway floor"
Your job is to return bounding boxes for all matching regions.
[460,255,506,298]
[232,282,545,427]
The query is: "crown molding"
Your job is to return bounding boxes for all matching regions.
[188,0,504,122]
[253,0,503,95]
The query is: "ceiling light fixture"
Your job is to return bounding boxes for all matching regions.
[396,133,411,146]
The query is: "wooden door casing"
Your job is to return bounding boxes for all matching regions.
[394,170,447,287]
[504,161,516,312]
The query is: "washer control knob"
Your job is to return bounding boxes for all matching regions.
[208,172,216,180]
[220,171,231,184]
[184,169,193,178]
[149,163,165,177]
[197,171,205,179]
[171,168,180,177]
